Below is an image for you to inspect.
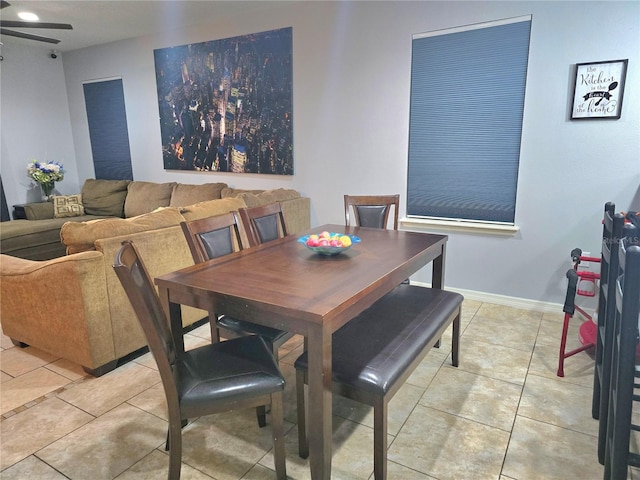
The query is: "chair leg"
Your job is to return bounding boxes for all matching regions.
[256,406,267,428]
[451,310,460,367]
[373,397,388,480]
[296,368,309,458]
[167,416,183,480]
[209,313,221,343]
[270,391,287,480]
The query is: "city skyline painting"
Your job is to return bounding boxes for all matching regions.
[153,27,293,175]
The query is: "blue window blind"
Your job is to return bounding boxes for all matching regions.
[407,17,531,224]
[83,79,133,180]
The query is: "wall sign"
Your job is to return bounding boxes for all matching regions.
[571,59,628,120]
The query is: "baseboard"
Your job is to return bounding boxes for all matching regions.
[410,281,563,314]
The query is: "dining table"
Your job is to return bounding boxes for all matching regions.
[155,223,448,480]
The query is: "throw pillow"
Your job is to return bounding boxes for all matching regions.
[169,182,228,207]
[53,194,85,218]
[81,179,130,217]
[220,187,265,198]
[124,181,176,218]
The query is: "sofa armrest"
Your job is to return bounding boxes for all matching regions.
[23,202,54,220]
[0,252,115,370]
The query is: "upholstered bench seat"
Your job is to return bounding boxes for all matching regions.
[295,284,463,479]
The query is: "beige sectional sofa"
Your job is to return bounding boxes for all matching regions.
[0,179,310,375]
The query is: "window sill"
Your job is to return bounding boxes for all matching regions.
[400,217,520,236]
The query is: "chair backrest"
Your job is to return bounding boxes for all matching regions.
[344,194,399,230]
[238,202,288,247]
[113,240,179,406]
[598,204,625,332]
[181,212,243,264]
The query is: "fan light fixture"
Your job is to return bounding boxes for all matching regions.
[17,12,38,22]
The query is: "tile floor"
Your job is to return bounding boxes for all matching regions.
[0,300,636,479]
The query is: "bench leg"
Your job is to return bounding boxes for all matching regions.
[373,397,388,480]
[296,368,309,458]
[451,309,460,367]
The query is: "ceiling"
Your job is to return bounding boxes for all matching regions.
[0,0,290,52]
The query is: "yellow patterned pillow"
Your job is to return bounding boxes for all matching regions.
[53,194,85,218]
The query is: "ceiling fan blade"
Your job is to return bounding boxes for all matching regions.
[0,1,10,10]
[0,28,60,44]
[1,21,73,30]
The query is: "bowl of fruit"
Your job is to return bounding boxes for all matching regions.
[298,231,361,256]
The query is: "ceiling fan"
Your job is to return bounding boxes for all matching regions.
[0,1,72,45]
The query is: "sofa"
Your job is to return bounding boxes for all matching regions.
[0,179,310,375]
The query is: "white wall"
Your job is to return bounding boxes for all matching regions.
[1,1,639,308]
[0,42,80,203]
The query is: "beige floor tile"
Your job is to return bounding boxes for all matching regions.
[461,299,482,319]
[529,343,594,388]
[127,383,168,421]
[475,303,543,323]
[536,317,586,350]
[0,455,69,479]
[179,408,295,480]
[1,370,13,383]
[455,337,532,385]
[114,449,214,479]
[0,329,16,349]
[37,402,167,480]
[0,346,59,377]
[261,418,377,480]
[463,314,539,352]
[370,460,438,479]
[331,381,425,436]
[502,415,603,480]
[0,397,93,469]
[0,367,71,414]
[518,373,598,437]
[57,361,160,417]
[44,358,88,381]
[420,367,522,431]
[388,405,510,480]
[406,349,448,388]
[542,309,566,323]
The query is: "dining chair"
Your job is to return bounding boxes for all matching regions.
[344,194,400,230]
[180,212,291,359]
[238,202,288,248]
[294,283,463,480]
[113,240,287,480]
[603,237,640,480]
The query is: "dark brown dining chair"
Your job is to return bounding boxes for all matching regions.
[238,202,288,248]
[180,212,292,359]
[113,240,287,480]
[344,194,400,230]
[294,284,463,480]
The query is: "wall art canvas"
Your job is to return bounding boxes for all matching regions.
[154,27,293,174]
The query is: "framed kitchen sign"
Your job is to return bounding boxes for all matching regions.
[571,59,628,120]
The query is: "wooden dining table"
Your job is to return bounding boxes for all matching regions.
[155,224,448,480]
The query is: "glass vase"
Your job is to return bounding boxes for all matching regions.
[41,181,55,201]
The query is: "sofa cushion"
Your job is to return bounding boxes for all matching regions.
[221,187,265,198]
[23,202,54,220]
[124,181,176,218]
[180,197,247,222]
[81,179,130,217]
[169,182,227,207]
[234,188,301,208]
[53,194,85,218]
[61,207,186,254]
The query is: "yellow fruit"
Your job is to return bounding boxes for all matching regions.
[339,235,352,247]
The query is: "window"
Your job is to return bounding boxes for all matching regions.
[407,16,531,225]
[83,78,133,180]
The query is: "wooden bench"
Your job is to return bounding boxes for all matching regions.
[294,284,463,480]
